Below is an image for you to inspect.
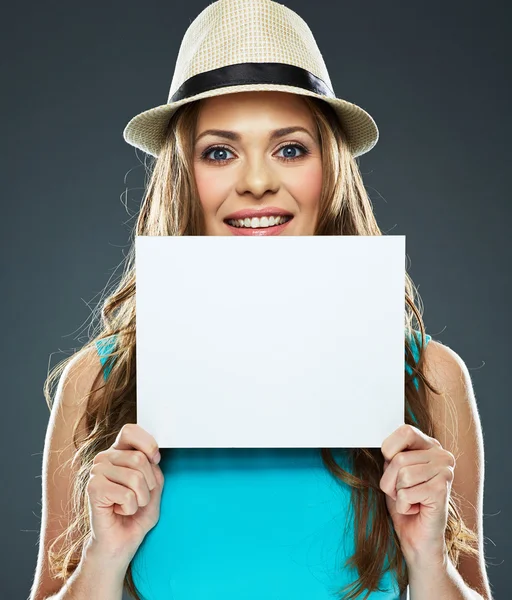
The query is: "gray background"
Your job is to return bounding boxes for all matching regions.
[2,0,509,598]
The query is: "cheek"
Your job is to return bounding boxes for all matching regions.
[285,162,323,207]
[194,166,231,211]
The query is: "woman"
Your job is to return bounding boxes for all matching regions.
[30,1,492,599]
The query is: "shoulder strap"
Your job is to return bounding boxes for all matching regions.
[94,334,118,381]
[406,330,432,425]
[407,329,432,366]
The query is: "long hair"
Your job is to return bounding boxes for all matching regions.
[43,93,479,600]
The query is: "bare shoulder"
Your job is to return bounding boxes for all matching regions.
[422,338,469,385]
[421,338,481,449]
[45,343,105,464]
[57,343,105,410]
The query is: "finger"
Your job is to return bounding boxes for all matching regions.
[101,464,152,508]
[112,463,165,517]
[112,423,160,464]
[395,473,451,514]
[381,424,441,463]
[380,449,431,499]
[108,449,158,492]
[88,474,138,515]
[395,462,440,493]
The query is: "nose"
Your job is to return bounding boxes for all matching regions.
[235,156,279,198]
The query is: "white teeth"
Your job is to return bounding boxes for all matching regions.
[226,215,291,228]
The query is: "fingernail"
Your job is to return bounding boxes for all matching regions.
[153,451,161,464]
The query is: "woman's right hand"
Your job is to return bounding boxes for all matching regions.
[85,423,165,563]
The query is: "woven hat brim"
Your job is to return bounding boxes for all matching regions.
[122,84,379,159]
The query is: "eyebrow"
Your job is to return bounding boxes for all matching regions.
[194,126,315,144]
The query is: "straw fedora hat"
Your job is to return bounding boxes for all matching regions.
[123,0,379,158]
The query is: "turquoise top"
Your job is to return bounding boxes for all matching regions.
[95,331,431,599]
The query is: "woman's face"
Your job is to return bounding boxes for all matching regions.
[193,91,323,236]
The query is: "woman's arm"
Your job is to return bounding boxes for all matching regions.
[42,539,128,599]
[412,340,494,600]
[29,348,128,600]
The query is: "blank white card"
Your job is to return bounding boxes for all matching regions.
[135,235,406,448]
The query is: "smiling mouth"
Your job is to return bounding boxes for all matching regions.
[224,216,293,229]
[223,216,294,236]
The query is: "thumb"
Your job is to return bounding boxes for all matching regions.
[138,463,165,524]
[150,462,165,498]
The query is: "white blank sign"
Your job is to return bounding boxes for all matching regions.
[135,235,406,448]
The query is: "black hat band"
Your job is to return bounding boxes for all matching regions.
[169,62,335,103]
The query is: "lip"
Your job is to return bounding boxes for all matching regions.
[223,207,294,221]
[225,216,293,236]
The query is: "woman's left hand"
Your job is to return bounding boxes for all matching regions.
[380,424,456,564]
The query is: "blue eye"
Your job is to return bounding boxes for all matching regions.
[276,144,306,159]
[203,147,235,162]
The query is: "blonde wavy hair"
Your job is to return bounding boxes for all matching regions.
[43,93,479,600]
